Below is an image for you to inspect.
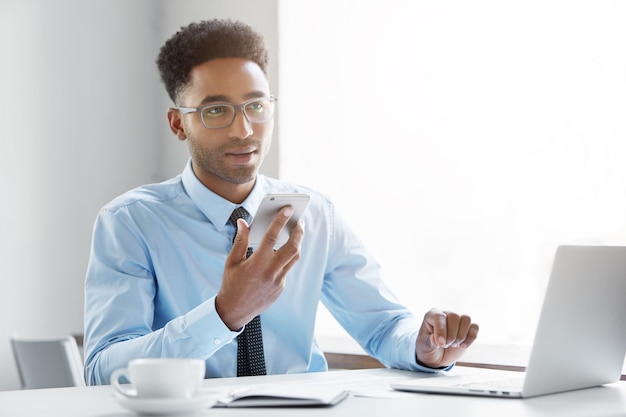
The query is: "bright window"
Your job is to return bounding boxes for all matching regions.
[279,1,626,344]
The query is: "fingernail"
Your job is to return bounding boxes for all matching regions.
[283,206,294,216]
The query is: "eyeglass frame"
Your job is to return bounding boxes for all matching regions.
[174,96,278,129]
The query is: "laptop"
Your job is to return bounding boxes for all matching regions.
[391,245,626,398]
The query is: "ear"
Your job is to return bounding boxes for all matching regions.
[167,108,187,141]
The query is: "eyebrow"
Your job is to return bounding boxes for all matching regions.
[198,91,268,105]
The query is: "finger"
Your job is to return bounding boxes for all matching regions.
[273,217,304,258]
[426,309,448,347]
[275,219,304,269]
[460,323,480,348]
[257,206,294,253]
[226,218,251,264]
[443,312,461,347]
[447,314,479,348]
[445,314,472,347]
[455,315,472,342]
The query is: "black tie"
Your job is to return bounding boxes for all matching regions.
[229,207,267,376]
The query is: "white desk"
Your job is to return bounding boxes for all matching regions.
[1,368,625,417]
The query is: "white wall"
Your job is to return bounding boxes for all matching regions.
[279,0,626,344]
[0,0,278,391]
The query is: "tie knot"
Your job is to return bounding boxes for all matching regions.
[229,207,250,227]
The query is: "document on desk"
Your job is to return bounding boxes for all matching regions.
[215,384,349,407]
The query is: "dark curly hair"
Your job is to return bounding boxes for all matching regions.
[156,19,269,103]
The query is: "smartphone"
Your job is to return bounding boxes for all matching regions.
[248,193,310,248]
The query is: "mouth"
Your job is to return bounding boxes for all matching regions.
[226,147,257,165]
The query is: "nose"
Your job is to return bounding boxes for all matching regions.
[228,108,253,139]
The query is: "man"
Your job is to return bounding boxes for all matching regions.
[83,19,479,385]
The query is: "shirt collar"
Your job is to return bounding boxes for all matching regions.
[181,159,266,231]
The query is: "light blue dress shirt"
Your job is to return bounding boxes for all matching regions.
[84,160,434,385]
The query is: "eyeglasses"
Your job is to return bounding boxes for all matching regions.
[175,96,277,129]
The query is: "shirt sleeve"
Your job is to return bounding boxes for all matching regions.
[83,207,239,385]
[320,201,451,373]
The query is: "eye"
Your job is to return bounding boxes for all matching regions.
[203,105,229,117]
[247,100,266,114]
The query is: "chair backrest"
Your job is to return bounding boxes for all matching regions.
[10,335,86,389]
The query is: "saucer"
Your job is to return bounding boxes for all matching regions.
[115,392,217,415]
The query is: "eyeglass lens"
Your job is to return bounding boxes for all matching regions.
[200,98,274,128]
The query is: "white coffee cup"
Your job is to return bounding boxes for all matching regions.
[110,358,205,399]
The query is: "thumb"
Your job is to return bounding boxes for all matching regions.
[228,218,251,263]
[424,308,448,347]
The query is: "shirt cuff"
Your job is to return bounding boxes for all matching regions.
[414,356,455,373]
[182,296,241,355]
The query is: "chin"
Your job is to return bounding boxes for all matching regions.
[228,171,258,185]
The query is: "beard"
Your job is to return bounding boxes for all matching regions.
[187,137,267,185]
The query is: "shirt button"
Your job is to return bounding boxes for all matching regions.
[213,338,222,345]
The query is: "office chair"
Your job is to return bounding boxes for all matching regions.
[10,335,86,389]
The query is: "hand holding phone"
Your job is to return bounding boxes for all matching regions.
[248,194,310,248]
